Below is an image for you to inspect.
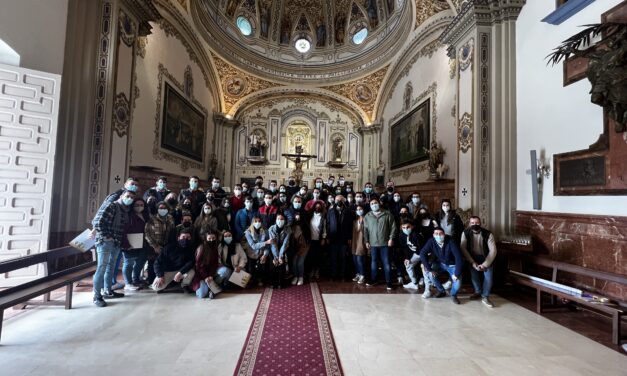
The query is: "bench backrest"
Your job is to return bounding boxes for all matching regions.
[529,256,627,286]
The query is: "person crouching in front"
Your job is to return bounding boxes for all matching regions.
[151,230,195,293]
[191,231,226,299]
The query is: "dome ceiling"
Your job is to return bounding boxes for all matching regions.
[191,0,415,84]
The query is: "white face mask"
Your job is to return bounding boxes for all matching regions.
[212,183,220,189]
[356,210,364,216]
[313,193,320,199]
[276,220,285,228]
[412,197,420,204]
[134,206,144,213]
[253,222,262,230]
[224,237,233,244]
[234,189,242,196]
[442,206,450,213]
[393,196,401,202]
[299,190,306,195]
[315,183,322,189]
[264,199,273,206]
[158,208,168,217]
[370,204,380,212]
[204,208,211,214]
[245,202,253,209]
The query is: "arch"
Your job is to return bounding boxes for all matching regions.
[0,38,20,66]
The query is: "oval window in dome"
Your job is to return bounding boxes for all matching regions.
[295,38,311,53]
[236,16,252,36]
[353,28,368,45]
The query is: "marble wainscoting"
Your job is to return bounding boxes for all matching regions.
[515,211,627,301]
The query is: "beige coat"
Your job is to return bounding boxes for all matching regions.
[351,218,367,256]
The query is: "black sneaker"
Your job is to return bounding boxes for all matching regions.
[435,291,447,298]
[365,281,378,287]
[451,296,461,305]
[102,290,124,299]
[93,298,107,307]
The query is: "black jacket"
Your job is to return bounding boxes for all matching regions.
[154,242,195,277]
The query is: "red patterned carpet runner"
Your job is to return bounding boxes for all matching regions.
[234,283,343,376]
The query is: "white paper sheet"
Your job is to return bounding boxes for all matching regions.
[127,233,143,249]
[228,269,251,288]
[69,229,96,252]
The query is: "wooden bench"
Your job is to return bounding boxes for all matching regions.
[0,246,96,342]
[507,255,626,345]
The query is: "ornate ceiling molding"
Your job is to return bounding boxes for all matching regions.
[414,0,450,29]
[210,52,284,113]
[321,65,389,122]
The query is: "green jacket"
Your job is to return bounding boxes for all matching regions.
[363,209,397,247]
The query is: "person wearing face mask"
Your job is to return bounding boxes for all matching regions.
[90,177,140,242]
[254,176,264,189]
[324,175,336,193]
[460,216,497,308]
[387,192,404,219]
[285,196,305,226]
[207,177,226,206]
[344,183,353,197]
[362,182,378,202]
[297,186,309,204]
[120,198,149,291]
[416,209,437,240]
[241,183,251,198]
[178,176,206,219]
[143,176,171,205]
[268,214,291,289]
[326,194,336,210]
[267,180,279,195]
[391,206,412,285]
[164,192,181,225]
[399,220,427,291]
[326,195,354,281]
[346,193,355,210]
[305,188,326,212]
[244,216,271,286]
[307,203,327,281]
[90,190,136,307]
[286,176,299,198]
[351,205,368,284]
[363,198,397,290]
[145,202,176,285]
[353,192,370,214]
[217,230,247,279]
[276,192,290,214]
[407,192,428,218]
[379,180,396,209]
[254,188,266,211]
[152,231,196,292]
[235,197,258,242]
[230,184,245,214]
[176,212,198,246]
[435,199,464,246]
[194,203,219,244]
[214,198,232,232]
[191,232,222,299]
[289,203,310,286]
[259,193,278,229]
[419,227,464,304]
[312,178,328,202]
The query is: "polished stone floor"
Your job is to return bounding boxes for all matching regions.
[1,290,625,375]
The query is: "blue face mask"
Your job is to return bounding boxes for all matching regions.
[190,181,198,190]
[158,208,168,217]
[364,187,372,193]
[293,202,301,209]
[434,235,445,244]
[402,228,412,235]
[122,197,134,206]
[370,204,380,212]
[126,184,138,192]
[157,182,166,190]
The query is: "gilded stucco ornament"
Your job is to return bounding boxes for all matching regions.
[458,112,473,153]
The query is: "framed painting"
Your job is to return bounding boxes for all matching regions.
[390,98,431,169]
[161,82,206,162]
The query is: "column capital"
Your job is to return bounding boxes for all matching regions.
[440,0,526,47]
[213,113,240,128]
[356,122,382,135]
[120,0,162,36]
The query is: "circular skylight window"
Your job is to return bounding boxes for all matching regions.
[295,38,311,53]
[236,16,252,36]
[353,28,368,45]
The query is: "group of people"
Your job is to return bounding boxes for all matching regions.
[90,175,497,308]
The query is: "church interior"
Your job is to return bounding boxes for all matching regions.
[0,0,626,374]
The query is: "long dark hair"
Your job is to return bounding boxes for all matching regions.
[198,231,218,266]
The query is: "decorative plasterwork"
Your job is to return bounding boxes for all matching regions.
[389,82,438,142]
[322,66,389,121]
[479,32,489,224]
[136,36,148,58]
[415,0,450,29]
[389,163,429,180]
[210,53,283,113]
[176,0,188,12]
[113,92,131,137]
[153,64,208,171]
[390,39,442,93]
[458,111,473,153]
[459,37,474,71]
[118,10,137,47]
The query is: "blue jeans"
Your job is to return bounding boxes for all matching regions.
[430,262,462,296]
[122,250,146,285]
[370,246,391,284]
[470,255,493,297]
[93,241,120,299]
[292,254,306,278]
[195,266,233,298]
[353,254,365,276]
[330,243,348,279]
[110,250,123,286]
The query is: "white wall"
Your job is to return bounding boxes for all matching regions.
[0,0,68,74]
[131,23,216,178]
[516,0,627,215]
[380,44,456,185]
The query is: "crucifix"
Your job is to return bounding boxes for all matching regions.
[281,145,317,185]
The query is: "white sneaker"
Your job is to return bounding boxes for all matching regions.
[111,282,125,291]
[297,277,304,286]
[357,275,366,284]
[418,278,424,286]
[352,274,360,282]
[124,284,139,291]
[443,280,452,290]
[397,276,404,285]
[291,277,298,285]
[403,282,418,290]
[422,290,433,299]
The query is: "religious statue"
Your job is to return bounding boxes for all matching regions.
[335,12,346,45]
[248,132,268,157]
[280,15,292,45]
[332,136,343,162]
[260,5,270,39]
[548,22,627,133]
[282,145,317,185]
[425,141,445,179]
[316,19,326,47]
[365,0,378,28]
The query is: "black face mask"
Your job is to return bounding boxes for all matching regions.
[178,239,190,248]
[183,204,192,210]
[387,187,394,193]
[183,221,192,228]
[471,224,481,232]
[336,201,344,207]
[207,240,217,246]
[167,199,177,206]
[288,180,295,186]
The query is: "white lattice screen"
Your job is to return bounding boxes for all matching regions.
[0,63,60,287]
